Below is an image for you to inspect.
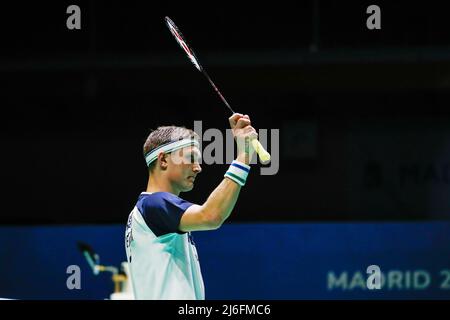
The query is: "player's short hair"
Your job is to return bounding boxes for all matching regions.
[143,126,199,171]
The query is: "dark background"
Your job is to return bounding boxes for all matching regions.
[2,1,450,224]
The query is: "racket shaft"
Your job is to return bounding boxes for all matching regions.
[203,71,235,114]
[165,17,270,163]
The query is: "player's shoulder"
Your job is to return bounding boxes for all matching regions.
[138,192,184,208]
[136,192,190,236]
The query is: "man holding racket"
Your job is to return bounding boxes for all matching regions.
[125,113,257,300]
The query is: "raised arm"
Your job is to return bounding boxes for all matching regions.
[179,114,257,232]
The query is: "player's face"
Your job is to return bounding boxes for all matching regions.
[168,145,202,193]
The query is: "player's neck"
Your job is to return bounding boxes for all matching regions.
[146,176,180,196]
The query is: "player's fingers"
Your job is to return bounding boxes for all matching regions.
[229,114,244,129]
[245,126,258,138]
[229,113,244,127]
[235,117,251,129]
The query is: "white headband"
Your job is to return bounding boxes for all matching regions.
[145,138,199,167]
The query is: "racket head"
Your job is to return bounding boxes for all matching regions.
[165,16,203,71]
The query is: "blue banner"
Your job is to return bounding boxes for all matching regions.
[0,222,449,299]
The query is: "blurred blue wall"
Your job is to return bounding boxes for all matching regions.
[0,222,449,300]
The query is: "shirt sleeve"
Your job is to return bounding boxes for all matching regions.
[138,192,194,237]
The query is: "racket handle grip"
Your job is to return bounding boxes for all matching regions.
[251,139,271,163]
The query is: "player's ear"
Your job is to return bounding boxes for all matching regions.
[157,152,169,170]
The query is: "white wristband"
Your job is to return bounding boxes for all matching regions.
[224,160,250,186]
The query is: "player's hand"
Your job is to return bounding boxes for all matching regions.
[228,113,245,130]
[228,113,258,163]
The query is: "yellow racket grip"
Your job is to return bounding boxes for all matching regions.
[251,139,271,163]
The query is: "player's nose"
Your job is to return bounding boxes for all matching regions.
[193,163,202,174]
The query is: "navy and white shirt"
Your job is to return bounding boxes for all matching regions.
[125,192,205,300]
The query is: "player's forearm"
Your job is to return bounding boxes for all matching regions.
[202,176,241,226]
[202,154,250,226]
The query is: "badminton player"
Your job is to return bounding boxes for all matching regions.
[125,113,257,300]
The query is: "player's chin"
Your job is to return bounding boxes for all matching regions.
[182,181,195,192]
